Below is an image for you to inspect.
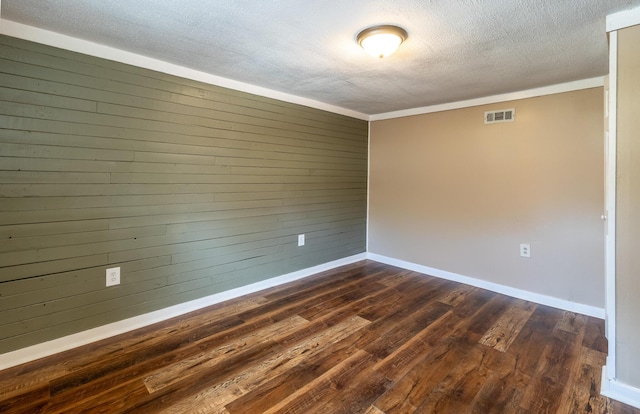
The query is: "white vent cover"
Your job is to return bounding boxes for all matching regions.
[484,108,515,124]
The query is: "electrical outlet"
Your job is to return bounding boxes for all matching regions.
[520,243,531,258]
[298,234,305,247]
[106,267,120,286]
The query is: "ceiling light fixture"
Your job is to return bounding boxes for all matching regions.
[357,25,408,59]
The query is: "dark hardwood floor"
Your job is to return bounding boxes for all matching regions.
[1,260,638,413]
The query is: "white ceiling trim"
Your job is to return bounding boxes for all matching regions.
[606,5,640,31]
[370,77,605,121]
[0,18,370,121]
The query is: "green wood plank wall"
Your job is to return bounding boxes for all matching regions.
[0,35,368,353]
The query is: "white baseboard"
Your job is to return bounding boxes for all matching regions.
[0,253,367,371]
[367,253,605,319]
[601,364,640,409]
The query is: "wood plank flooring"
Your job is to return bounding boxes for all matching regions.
[0,260,638,413]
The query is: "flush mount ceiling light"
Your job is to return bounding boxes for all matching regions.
[357,25,408,58]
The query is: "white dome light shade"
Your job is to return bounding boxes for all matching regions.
[357,25,408,58]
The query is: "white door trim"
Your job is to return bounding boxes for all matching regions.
[604,30,618,379]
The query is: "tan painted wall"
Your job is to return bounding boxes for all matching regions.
[369,88,605,308]
[615,24,640,388]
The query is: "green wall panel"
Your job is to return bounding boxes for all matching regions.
[0,35,368,354]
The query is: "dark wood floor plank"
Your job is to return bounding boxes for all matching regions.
[260,350,377,414]
[555,310,589,334]
[233,269,390,326]
[0,260,637,414]
[414,344,501,413]
[44,315,246,405]
[347,289,406,323]
[258,261,387,303]
[61,298,263,373]
[0,383,50,414]
[48,379,149,414]
[470,373,524,414]
[347,276,455,351]
[224,363,319,414]
[363,300,451,359]
[478,299,536,352]
[319,285,401,327]
[374,337,474,413]
[143,315,309,393]
[167,315,371,413]
[364,405,385,414]
[437,283,477,307]
[583,315,609,353]
[296,280,388,321]
[123,340,286,413]
[449,285,499,319]
[506,304,564,378]
[304,359,390,414]
[612,400,640,414]
[454,293,513,343]
[225,315,382,414]
[371,309,461,381]
[518,327,584,413]
[375,268,416,288]
[464,346,521,413]
[563,346,611,413]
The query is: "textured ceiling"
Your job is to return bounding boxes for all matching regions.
[2,0,639,115]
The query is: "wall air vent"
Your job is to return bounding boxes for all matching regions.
[484,108,515,124]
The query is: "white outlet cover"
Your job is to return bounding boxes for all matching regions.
[298,234,305,246]
[520,244,531,258]
[106,267,121,286]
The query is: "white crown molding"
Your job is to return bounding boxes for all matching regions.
[0,18,370,121]
[607,6,640,32]
[367,253,605,319]
[369,77,605,121]
[0,253,367,371]
[0,17,611,124]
